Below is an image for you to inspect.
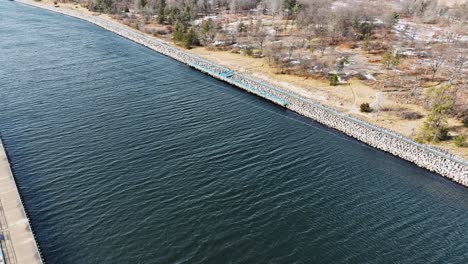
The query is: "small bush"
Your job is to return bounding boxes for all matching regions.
[245,48,253,57]
[329,74,339,86]
[124,6,129,13]
[399,111,423,120]
[463,116,468,127]
[360,103,372,113]
[54,1,58,4]
[454,135,466,147]
[416,125,449,143]
[156,29,167,35]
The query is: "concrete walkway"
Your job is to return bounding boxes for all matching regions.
[0,139,42,264]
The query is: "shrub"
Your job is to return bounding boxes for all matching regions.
[172,22,184,43]
[463,116,468,127]
[124,6,129,13]
[245,48,253,57]
[416,85,453,142]
[454,135,466,147]
[237,22,247,33]
[399,111,423,120]
[329,74,339,86]
[360,103,372,113]
[416,122,449,143]
[184,27,199,49]
[89,0,112,13]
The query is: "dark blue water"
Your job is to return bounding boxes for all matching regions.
[1,2,467,263]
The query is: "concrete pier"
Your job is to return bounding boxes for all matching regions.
[0,139,43,264]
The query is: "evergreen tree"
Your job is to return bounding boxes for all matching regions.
[201,19,211,35]
[237,21,247,33]
[352,18,374,40]
[200,19,216,45]
[184,27,198,49]
[157,0,166,24]
[416,85,453,142]
[283,0,301,18]
[381,49,400,70]
[283,0,297,11]
[168,7,181,25]
[329,74,339,86]
[94,0,113,13]
[173,21,184,43]
[183,5,192,22]
[336,56,349,72]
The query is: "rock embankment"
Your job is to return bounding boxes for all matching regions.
[17,0,468,186]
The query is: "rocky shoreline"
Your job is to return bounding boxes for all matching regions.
[16,0,468,187]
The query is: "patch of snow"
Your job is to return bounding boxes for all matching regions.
[393,19,468,43]
[213,40,225,46]
[193,16,218,26]
[364,72,376,81]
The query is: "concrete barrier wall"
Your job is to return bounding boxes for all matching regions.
[16,0,468,186]
[0,137,44,264]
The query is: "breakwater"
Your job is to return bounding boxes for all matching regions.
[16,0,468,186]
[0,137,44,264]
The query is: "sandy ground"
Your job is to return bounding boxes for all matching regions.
[0,140,42,264]
[439,0,466,7]
[19,0,468,159]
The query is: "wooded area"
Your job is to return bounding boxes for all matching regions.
[50,0,468,149]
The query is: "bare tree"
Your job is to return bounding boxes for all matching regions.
[284,38,302,62]
[428,43,447,81]
[446,39,467,85]
[249,19,268,51]
[315,32,329,57]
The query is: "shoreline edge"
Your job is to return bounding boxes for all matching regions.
[11,0,468,187]
[0,136,44,264]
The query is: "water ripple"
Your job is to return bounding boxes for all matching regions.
[0,2,467,264]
